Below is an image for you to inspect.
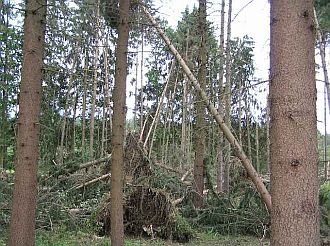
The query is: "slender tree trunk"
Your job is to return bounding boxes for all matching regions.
[89,0,100,159]
[255,122,260,173]
[139,29,144,132]
[216,0,225,193]
[245,103,252,160]
[59,52,78,164]
[223,0,232,194]
[9,1,46,245]
[81,57,88,158]
[145,60,175,157]
[110,0,130,244]
[72,87,78,153]
[181,30,190,169]
[102,46,112,156]
[270,1,320,245]
[314,8,330,116]
[193,0,207,209]
[266,94,270,172]
[134,54,139,126]
[0,1,9,169]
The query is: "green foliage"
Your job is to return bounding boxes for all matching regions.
[315,0,330,39]
[181,181,270,237]
[320,181,330,235]
[171,212,196,243]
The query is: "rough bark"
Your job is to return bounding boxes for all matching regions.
[9,0,46,245]
[140,4,272,212]
[193,0,207,209]
[270,1,320,245]
[110,0,130,245]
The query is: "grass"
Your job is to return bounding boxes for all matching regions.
[0,228,270,246]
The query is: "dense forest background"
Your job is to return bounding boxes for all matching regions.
[0,0,330,245]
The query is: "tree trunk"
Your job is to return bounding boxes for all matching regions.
[314,8,330,116]
[255,122,260,173]
[193,0,207,209]
[9,1,46,245]
[102,46,112,157]
[216,0,225,194]
[270,1,320,245]
[110,0,130,244]
[223,0,232,194]
[59,52,78,164]
[81,53,88,158]
[266,94,270,172]
[89,0,100,159]
[181,29,190,169]
[0,1,9,169]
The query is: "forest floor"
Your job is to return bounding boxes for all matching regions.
[0,229,270,246]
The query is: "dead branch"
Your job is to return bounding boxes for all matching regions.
[73,173,111,190]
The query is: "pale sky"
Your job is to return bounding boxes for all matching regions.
[128,0,329,134]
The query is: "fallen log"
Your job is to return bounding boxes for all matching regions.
[140,4,271,212]
[79,154,112,170]
[73,173,111,190]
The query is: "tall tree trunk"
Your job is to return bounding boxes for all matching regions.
[270,1,319,245]
[9,1,46,245]
[193,0,207,209]
[139,30,144,134]
[59,52,78,164]
[245,102,252,160]
[102,46,112,156]
[181,30,190,169]
[0,1,9,169]
[81,56,88,158]
[255,122,260,173]
[216,0,225,194]
[314,8,330,116]
[324,83,328,179]
[72,87,78,153]
[89,0,100,159]
[223,0,232,194]
[110,0,130,244]
[266,94,270,172]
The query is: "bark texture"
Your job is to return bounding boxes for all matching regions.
[193,0,207,209]
[270,0,320,245]
[110,0,130,245]
[9,0,46,245]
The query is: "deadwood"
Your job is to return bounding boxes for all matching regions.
[140,4,272,212]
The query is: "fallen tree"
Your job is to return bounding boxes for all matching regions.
[140,4,272,211]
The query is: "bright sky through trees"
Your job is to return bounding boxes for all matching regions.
[150,0,330,133]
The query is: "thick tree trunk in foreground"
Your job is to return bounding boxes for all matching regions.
[270,0,320,245]
[110,0,130,245]
[9,0,46,245]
